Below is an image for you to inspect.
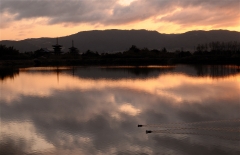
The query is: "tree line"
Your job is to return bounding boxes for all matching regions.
[195,41,240,53]
[1,41,240,65]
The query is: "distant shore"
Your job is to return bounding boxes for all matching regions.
[1,43,240,68]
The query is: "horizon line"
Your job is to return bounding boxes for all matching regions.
[1,28,239,42]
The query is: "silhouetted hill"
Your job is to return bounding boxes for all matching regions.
[0,29,239,53]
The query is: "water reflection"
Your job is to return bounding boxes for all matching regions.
[193,65,240,78]
[0,67,19,81]
[1,65,240,82]
[0,65,240,155]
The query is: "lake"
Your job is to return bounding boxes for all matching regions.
[0,65,240,155]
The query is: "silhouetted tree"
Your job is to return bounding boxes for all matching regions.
[0,44,20,60]
[82,50,99,58]
[0,45,19,56]
[162,47,167,53]
[129,45,140,52]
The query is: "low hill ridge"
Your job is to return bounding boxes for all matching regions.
[0,29,239,53]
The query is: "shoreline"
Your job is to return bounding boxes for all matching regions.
[1,57,240,68]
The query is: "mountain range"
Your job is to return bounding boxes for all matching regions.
[0,29,239,53]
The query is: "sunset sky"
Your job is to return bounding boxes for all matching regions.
[0,0,239,41]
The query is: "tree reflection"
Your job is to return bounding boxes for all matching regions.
[0,67,19,81]
[193,65,240,78]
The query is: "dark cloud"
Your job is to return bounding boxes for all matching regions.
[0,0,239,28]
[0,0,116,25]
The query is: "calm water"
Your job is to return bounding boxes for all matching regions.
[0,65,240,155]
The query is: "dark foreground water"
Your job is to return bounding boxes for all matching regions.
[0,65,240,155]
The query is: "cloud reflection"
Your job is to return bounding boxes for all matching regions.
[1,67,240,104]
[119,103,141,116]
[0,65,240,154]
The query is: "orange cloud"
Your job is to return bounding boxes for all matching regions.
[0,0,239,40]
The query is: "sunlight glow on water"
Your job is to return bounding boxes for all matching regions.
[0,65,240,155]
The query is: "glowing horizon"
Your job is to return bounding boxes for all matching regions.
[0,0,239,41]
